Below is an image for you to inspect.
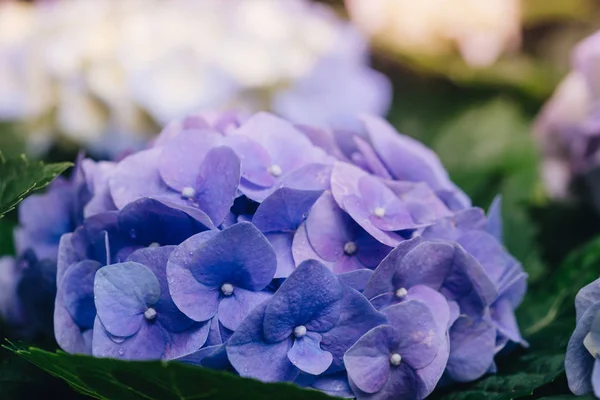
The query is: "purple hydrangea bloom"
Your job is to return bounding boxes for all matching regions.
[167,222,276,332]
[226,260,386,382]
[361,236,499,382]
[0,109,527,399]
[422,205,528,354]
[534,30,600,204]
[0,155,116,336]
[345,299,449,400]
[55,198,209,354]
[566,278,600,397]
[93,246,209,360]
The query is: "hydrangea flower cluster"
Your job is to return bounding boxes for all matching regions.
[2,111,526,399]
[0,0,390,156]
[566,278,600,398]
[534,30,600,204]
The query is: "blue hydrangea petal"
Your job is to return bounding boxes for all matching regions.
[194,146,241,226]
[446,315,496,382]
[492,298,524,346]
[352,135,392,179]
[263,260,343,342]
[349,363,421,400]
[94,262,160,338]
[62,260,101,329]
[566,302,600,395]
[357,175,415,231]
[81,159,117,218]
[92,317,165,361]
[187,222,276,290]
[57,233,79,284]
[486,196,503,241]
[383,300,441,370]
[109,148,169,209]
[218,288,272,331]
[225,134,274,188]
[321,286,387,372]
[309,372,354,399]
[362,237,424,300]
[305,191,358,262]
[126,246,195,333]
[252,188,323,233]
[593,358,600,398]
[167,231,221,322]
[337,269,373,293]
[162,321,210,361]
[55,259,101,354]
[287,332,333,375]
[233,112,330,178]
[158,129,224,191]
[405,285,451,335]
[291,223,333,268]
[265,232,296,279]
[276,163,333,192]
[344,325,396,394]
[392,240,456,291]
[362,115,468,207]
[369,293,395,311]
[118,198,211,247]
[176,344,233,372]
[576,278,600,321]
[227,302,299,383]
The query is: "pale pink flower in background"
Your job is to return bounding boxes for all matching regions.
[345,0,521,68]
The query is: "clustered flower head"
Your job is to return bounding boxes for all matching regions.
[0,0,390,156]
[2,110,526,399]
[345,0,521,68]
[534,30,600,203]
[566,278,600,398]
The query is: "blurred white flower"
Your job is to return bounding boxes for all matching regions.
[0,0,391,156]
[345,0,521,68]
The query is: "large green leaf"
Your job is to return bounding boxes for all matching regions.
[0,154,72,218]
[6,344,339,400]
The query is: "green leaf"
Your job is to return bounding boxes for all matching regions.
[0,154,72,218]
[0,340,86,399]
[6,344,339,400]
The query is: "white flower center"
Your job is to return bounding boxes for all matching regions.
[267,164,282,177]
[221,283,234,296]
[343,241,358,256]
[294,325,307,338]
[389,353,402,366]
[181,186,196,199]
[144,307,157,320]
[373,207,386,218]
[395,288,408,299]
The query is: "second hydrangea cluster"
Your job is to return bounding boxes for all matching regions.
[3,111,526,399]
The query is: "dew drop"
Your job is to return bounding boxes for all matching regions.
[118,348,125,356]
[129,229,137,239]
